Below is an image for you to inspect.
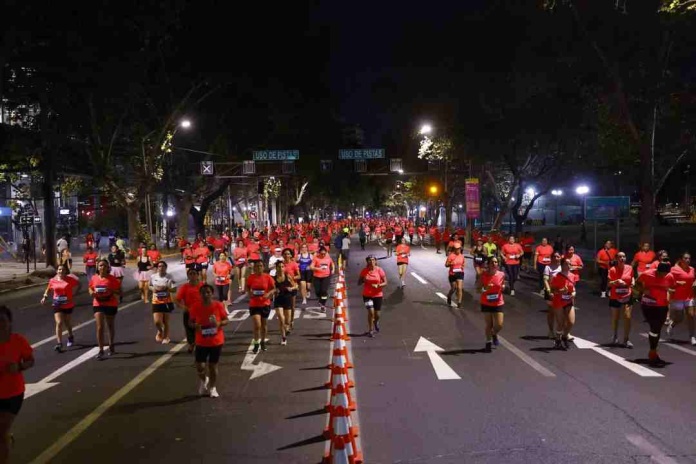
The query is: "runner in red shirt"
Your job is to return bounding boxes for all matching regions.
[0,305,35,462]
[233,238,249,293]
[417,225,426,249]
[384,228,395,258]
[636,263,673,366]
[282,249,301,333]
[549,258,578,350]
[147,244,161,265]
[631,243,656,276]
[395,238,410,288]
[520,232,535,271]
[608,252,635,348]
[194,245,210,281]
[310,247,335,312]
[358,255,388,337]
[596,240,618,298]
[432,227,442,254]
[188,284,229,398]
[175,269,204,353]
[212,252,233,304]
[501,236,524,296]
[445,243,466,308]
[666,252,695,345]
[564,245,584,280]
[479,257,506,352]
[247,260,276,353]
[88,259,122,359]
[41,264,80,352]
[534,238,554,293]
[83,246,99,280]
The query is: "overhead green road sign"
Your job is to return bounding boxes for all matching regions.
[253,150,299,161]
[338,148,385,160]
[585,196,630,221]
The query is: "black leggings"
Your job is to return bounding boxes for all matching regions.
[536,263,546,290]
[182,310,195,345]
[598,267,609,293]
[313,276,331,307]
[216,284,229,302]
[505,264,520,291]
[642,305,668,350]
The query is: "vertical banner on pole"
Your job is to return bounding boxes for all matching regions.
[465,178,480,218]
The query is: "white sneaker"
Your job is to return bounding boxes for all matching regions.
[197,379,209,396]
[281,337,287,346]
[161,338,171,345]
[691,337,696,346]
[209,387,219,398]
[665,322,673,339]
[302,298,307,305]
[601,291,607,298]
[510,290,515,296]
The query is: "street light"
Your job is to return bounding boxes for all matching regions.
[180,119,192,129]
[575,185,590,242]
[575,185,589,195]
[429,185,439,196]
[419,124,432,135]
[551,189,563,225]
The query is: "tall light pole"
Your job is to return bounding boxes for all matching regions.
[551,189,563,226]
[575,185,590,243]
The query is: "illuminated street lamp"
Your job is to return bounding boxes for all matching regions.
[428,185,439,196]
[575,185,590,195]
[180,119,192,129]
[419,124,432,135]
[551,189,563,225]
[575,185,590,242]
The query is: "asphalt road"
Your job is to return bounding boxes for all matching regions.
[6,243,696,463]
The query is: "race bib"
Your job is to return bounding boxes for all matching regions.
[53,296,68,305]
[237,258,246,263]
[541,257,550,264]
[452,268,462,273]
[641,296,657,305]
[486,294,499,302]
[561,294,572,301]
[86,259,95,265]
[201,326,218,337]
[156,291,169,299]
[95,286,108,294]
[252,289,265,296]
[616,288,630,295]
[364,299,374,308]
[474,257,484,264]
[320,264,328,269]
[216,276,226,283]
[399,253,407,258]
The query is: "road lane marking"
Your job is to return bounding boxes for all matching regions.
[31,300,141,349]
[626,434,679,464]
[573,336,663,377]
[413,337,461,380]
[232,293,247,303]
[241,341,282,380]
[435,292,448,300]
[498,336,556,378]
[639,333,696,356]
[25,347,101,399]
[29,341,187,464]
[410,272,428,284]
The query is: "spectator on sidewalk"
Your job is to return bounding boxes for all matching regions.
[56,235,69,266]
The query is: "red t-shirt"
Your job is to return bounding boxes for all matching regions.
[502,243,524,265]
[48,276,80,309]
[213,238,225,252]
[83,251,99,267]
[183,248,196,264]
[633,250,656,274]
[550,272,577,309]
[284,260,300,280]
[212,261,233,286]
[566,254,584,279]
[0,333,33,399]
[535,245,554,265]
[175,282,204,309]
[480,271,505,307]
[521,237,534,253]
[447,253,465,275]
[608,265,633,302]
[194,246,209,264]
[147,250,161,264]
[233,247,248,266]
[637,269,672,307]
[246,273,275,307]
[360,267,386,298]
[188,300,228,347]
[89,274,121,307]
[312,255,334,278]
[395,244,410,264]
[596,248,617,270]
[247,242,261,261]
[669,265,695,301]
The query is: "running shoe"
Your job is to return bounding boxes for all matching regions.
[302,298,307,305]
[510,290,515,296]
[447,295,452,306]
[566,334,575,341]
[553,338,563,350]
[492,335,500,347]
[665,321,673,339]
[484,342,492,353]
[450,301,458,308]
[691,336,696,346]
[281,337,287,346]
[95,350,105,360]
[375,320,380,333]
[198,379,209,396]
[562,337,571,350]
[320,306,326,313]
[261,341,267,351]
[649,355,666,367]
[161,338,171,345]
[285,326,292,336]
[367,330,375,338]
[66,336,74,347]
[155,331,163,342]
[612,337,620,346]
[623,340,634,349]
[252,342,260,354]
[209,387,220,398]
[54,343,62,353]
[108,347,116,356]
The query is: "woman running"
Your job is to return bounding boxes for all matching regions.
[632,242,656,276]
[134,246,153,302]
[608,252,635,348]
[635,262,672,366]
[479,256,506,353]
[596,240,617,298]
[0,305,34,464]
[358,255,387,337]
[149,261,177,344]
[88,259,121,359]
[188,284,229,398]
[384,228,394,258]
[175,269,204,353]
[471,238,487,286]
[282,248,300,333]
[543,252,562,339]
[107,244,126,303]
[297,244,313,305]
[147,244,161,265]
[212,252,233,304]
[395,237,410,288]
[564,245,584,281]
[232,238,248,294]
[445,243,465,308]
[272,261,298,346]
[501,235,524,296]
[41,264,80,352]
[83,245,99,281]
[59,247,73,272]
[534,238,554,294]
[310,247,335,313]
[247,260,276,353]
[666,252,695,345]
[549,258,578,350]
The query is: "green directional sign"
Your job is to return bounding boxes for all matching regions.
[338,148,385,160]
[253,150,299,161]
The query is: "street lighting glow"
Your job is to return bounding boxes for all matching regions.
[419,206,426,212]
[166,210,174,217]
[397,169,404,174]
[180,119,192,128]
[458,204,463,208]
[575,185,590,195]
[551,189,563,196]
[526,187,535,197]
[419,124,432,135]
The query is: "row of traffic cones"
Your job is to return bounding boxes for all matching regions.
[323,267,363,464]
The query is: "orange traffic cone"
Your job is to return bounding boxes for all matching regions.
[334,298,348,322]
[325,363,354,389]
[323,436,353,464]
[328,340,353,369]
[331,317,350,341]
[324,405,359,439]
[326,381,356,412]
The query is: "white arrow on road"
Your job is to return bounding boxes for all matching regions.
[25,347,101,399]
[571,336,663,378]
[413,337,461,380]
[241,342,282,380]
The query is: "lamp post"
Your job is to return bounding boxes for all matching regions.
[575,185,590,243]
[551,189,563,225]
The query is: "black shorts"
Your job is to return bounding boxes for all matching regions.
[200,262,209,269]
[300,269,313,282]
[609,298,633,308]
[386,239,393,245]
[449,272,464,283]
[250,306,271,318]
[152,303,174,313]
[274,296,292,309]
[53,307,74,315]
[0,393,24,415]
[363,296,383,311]
[93,306,118,316]
[185,262,198,271]
[481,304,504,313]
[195,345,222,364]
